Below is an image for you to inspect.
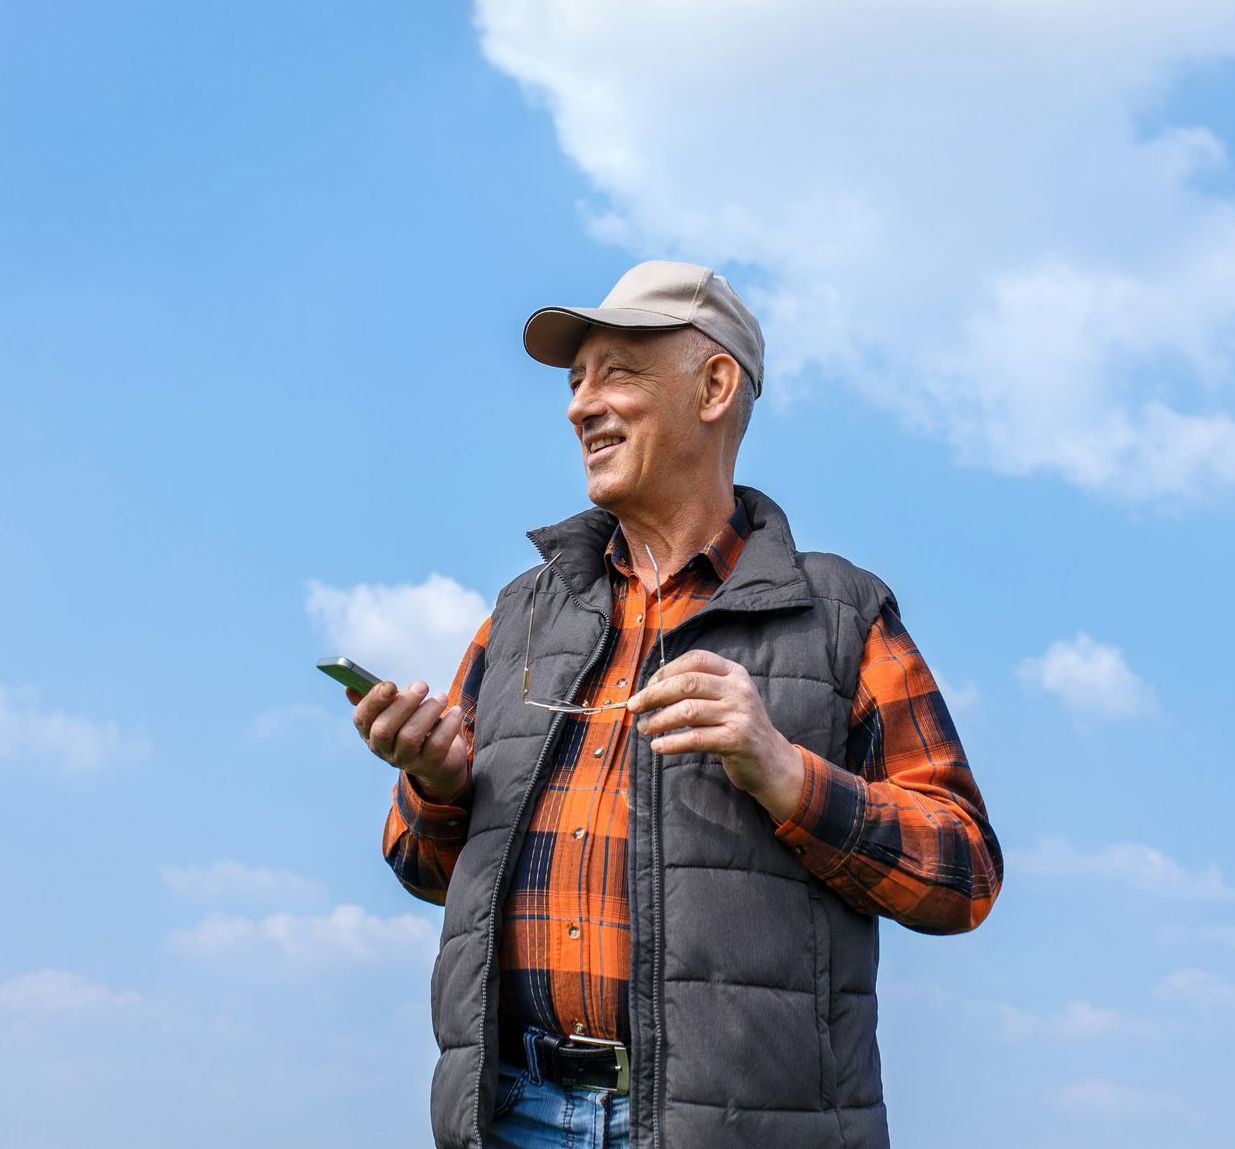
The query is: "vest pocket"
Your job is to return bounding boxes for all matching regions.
[809,886,840,1107]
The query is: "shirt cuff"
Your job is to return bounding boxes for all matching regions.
[774,746,867,878]
[394,771,472,844]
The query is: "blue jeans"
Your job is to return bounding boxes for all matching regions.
[487,1058,631,1149]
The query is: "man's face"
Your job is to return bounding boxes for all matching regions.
[566,328,703,518]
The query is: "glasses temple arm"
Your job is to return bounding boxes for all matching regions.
[524,553,562,702]
[644,544,668,670]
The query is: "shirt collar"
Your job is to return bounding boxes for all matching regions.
[604,499,752,584]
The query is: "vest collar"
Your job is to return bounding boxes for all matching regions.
[526,485,813,619]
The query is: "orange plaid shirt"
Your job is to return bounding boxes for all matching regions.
[383,502,1001,1043]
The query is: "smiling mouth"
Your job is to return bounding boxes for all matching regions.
[586,435,625,458]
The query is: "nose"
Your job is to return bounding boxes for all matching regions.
[567,370,605,430]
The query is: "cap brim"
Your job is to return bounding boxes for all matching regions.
[523,306,691,368]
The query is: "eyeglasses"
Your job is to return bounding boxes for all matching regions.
[522,544,667,715]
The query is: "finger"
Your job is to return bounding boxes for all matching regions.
[635,697,728,736]
[646,725,734,757]
[366,683,433,754]
[362,681,429,747]
[345,687,363,706]
[409,709,469,801]
[627,669,727,714]
[415,705,464,770]
[384,692,450,761]
[352,680,401,737]
[644,649,736,688]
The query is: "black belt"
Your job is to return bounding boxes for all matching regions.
[499,1023,630,1095]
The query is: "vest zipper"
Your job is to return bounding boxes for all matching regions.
[636,630,678,1149]
[470,588,615,1149]
[650,741,665,1149]
[640,615,717,1149]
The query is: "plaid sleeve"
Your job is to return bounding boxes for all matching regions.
[382,614,490,906]
[774,605,1003,934]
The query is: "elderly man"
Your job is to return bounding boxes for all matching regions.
[351,261,1002,1149]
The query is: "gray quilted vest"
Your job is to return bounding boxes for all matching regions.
[429,486,896,1149]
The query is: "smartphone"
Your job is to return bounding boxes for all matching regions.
[317,656,384,697]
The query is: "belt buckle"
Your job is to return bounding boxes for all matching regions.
[566,1033,630,1095]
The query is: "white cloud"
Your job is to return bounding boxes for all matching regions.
[168,904,437,971]
[1016,632,1156,719]
[1011,836,1234,902]
[1054,1076,1183,1116]
[0,970,139,1016]
[306,576,489,694]
[158,861,328,908]
[475,0,1235,501]
[0,685,150,772]
[999,999,1144,1041]
[1157,967,1235,1007]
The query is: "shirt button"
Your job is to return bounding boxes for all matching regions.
[574,1021,585,1035]
[567,924,581,939]
[617,678,628,687]
[793,845,806,857]
[636,614,643,623]
[593,746,604,758]
[573,827,585,840]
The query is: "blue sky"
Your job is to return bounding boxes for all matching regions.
[3,3,1234,1146]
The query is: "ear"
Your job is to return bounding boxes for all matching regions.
[696,353,742,426]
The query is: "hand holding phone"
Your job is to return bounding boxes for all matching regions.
[318,656,470,801]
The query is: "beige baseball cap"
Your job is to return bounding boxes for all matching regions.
[523,260,765,397]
